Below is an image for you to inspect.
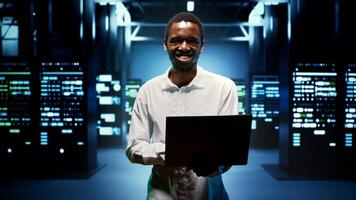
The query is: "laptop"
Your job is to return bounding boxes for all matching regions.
[165,115,252,167]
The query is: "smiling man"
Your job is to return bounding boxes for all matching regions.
[126,12,238,200]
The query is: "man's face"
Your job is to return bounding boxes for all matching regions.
[164,21,204,72]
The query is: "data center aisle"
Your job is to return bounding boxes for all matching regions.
[0,149,355,200]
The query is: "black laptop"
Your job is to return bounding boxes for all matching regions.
[165,115,252,167]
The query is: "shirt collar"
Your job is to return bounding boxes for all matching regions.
[162,65,205,91]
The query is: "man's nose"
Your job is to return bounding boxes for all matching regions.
[179,41,190,51]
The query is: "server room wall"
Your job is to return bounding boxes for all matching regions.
[130,41,249,83]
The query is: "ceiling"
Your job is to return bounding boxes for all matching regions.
[124,1,256,23]
[122,0,257,41]
[0,0,258,42]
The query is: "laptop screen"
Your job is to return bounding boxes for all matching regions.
[165,115,252,167]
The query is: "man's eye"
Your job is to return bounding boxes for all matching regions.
[188,40,199,45]
[169,39,199,46]
[170,40,181,45]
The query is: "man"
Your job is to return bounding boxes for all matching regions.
[126,12,238,200]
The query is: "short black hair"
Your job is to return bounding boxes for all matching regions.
[164,12,204,42]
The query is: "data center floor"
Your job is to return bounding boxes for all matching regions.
[0,148,355,200]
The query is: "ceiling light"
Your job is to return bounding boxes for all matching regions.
[187,1,194,12]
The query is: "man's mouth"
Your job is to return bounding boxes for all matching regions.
[175,54,193,62]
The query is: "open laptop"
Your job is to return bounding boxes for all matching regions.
[165,115,252,167]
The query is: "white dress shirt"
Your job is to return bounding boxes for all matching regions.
[126,66,238,200]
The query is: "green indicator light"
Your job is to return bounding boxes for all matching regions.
[9,129,20,134]
[0,122,11,126]
[0,72,31,75]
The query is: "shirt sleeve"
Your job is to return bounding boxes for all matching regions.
[218,79,239,115]
[125,88,165,165]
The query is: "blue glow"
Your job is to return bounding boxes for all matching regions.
[293,133,301,147]
[251,120,256,130]
[291,63,341,150]
[99,96,113,105]
[80,0,83,39]
[313,130,326,135]
[329,143,336,147]
[269,17,273,31]
[0,72,30,76]
[96,83,110,93]
[255,2,264,15]
[124,80,141,130]
[99,127,113,135]
[288,3,291,40]
[100,113,115,122]
[292,63,337,130]
[62,129,73,134]
[42,72,83,75]
[250,74,279,147]
[40,132,48,145]
[105,16,109,31]
[96,73,122,137]
[345,133,352,147]
[233,80,246,114]
[92,9,96,39]
[251,76,279,121]
[0,63,32,130]
[97,74,112,82]
[125,80,141,130]
[2,25,18,39]
[9,129,20,134]
[1,17,19,56]
[113,83,121,91]
[345,64,356,130]
[39,61,85,153]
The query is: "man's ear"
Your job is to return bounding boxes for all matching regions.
[200,41,205,53]
[163,41,168,51]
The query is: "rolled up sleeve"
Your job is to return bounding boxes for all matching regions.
[125,89,165,165]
